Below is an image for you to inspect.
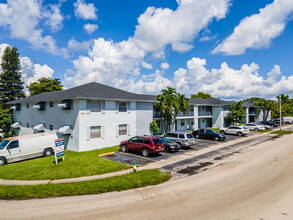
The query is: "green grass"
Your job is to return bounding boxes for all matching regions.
[0,146,130,180]
[210,128,220,133]
[0,169,171,200]
[252,129,272,133]
[271,130,293,135]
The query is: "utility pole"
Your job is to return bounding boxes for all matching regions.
[279,94,282,130]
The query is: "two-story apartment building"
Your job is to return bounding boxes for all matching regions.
[10,82,156,152]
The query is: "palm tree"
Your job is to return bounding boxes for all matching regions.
[171,93,190,131]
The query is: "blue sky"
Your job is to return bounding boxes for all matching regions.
[0,0,293,99]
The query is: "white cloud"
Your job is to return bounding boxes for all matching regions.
[84,23,98,34]
[142,61,153,69]
[68,39,91,51]
[173,57,293,99]
[161,62,169,69]
[0,0,67,57]
[213,0,293,55]
[44,3,64,32]
[74,0,97,20]
[133,0,231,53]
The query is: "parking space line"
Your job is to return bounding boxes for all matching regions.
[119,152,157,162]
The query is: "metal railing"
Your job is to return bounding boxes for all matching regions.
[198,111,212,116]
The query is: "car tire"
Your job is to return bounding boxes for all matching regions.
[121,145,128,153]
[142,149,149,157]
[237,132,243,137]
[220,130,225,134]
[0,157,6,166]
[44,148,53,157]
[214,137,219,141]
[177,142,182,148]
[254,128,259,131]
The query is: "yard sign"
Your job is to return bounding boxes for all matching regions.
[55,138,65,164]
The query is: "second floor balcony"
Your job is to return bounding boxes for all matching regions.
[198,110,212,116]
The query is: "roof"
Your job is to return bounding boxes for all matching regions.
[190,97,233,106]
[242,99,255,107]
[9,82,157,104]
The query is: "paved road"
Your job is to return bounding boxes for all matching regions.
[1,133,293,220]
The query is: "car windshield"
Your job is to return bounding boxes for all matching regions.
[161,137,169,143]
[153,138,163,145]
[186,133,193,139]
[208,129,217,134]
[0,140,9,150]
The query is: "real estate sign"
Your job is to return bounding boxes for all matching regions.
[55,138,65,164]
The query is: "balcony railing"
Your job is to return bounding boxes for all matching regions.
[198,110,212,116]
[176,111,194,117]
[249,111,255,115]
[153,112,164,118]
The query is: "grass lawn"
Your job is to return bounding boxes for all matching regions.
[210,128,220,133]
[271,130,293,135]
[0,169,171,200]
[252,129,272,133]
[0,146,130,180]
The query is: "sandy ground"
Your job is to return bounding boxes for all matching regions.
[1,133,293,220]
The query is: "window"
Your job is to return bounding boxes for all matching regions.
[27,123,29,128]
[153,138,163,145]
[119,124,127,135]
[170,133,178,138]
[186,134,193,139]
[8,140,19,149]
[129,138,137,143]
[27,103,29,108]
[90,126,101,139]
[15,103,21,111]
[57,100,72,110]
[144,139,151,144]
[191,121,194,125]
[137,138,144,143]
[181,120,185,126]
[50,102,53,108]
[179,134,184,138]
[50,125,53,130]
[119,102,127,112]
[91,101,101,112]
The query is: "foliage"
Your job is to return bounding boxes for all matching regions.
[0,169,171,200]
[251,97,278,121]
[0,46,25,109]
[0,146,130,180]
[225,101,246,126]
[155,87,190,133]
[273,94,293,118]
[0,107,12,135]
[191,92,211,99]
[149,119,159,134]
[27,77,63,96]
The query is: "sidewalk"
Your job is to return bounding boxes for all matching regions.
[1,125,292,186]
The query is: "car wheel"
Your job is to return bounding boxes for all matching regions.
[121,145,128,153]
[220,130,225,134]
[195,135,199,139]
[142,149,149,157]
[237,132,243,137]
[44,149,53,157]
[177,142,182,148]
[254,128,259,131]
[214,137,219,141]
[0,157,6,166]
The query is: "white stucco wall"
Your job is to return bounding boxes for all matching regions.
[135,102,153,136]
[212,106,225,128]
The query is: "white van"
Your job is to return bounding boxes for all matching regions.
[0,132,58,166]
[283,117,293,124]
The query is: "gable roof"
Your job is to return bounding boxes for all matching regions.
[9,82,157,104]
[190,97,233,106]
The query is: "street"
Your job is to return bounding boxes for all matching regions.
[1,133,293,220]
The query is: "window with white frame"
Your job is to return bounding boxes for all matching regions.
[90,126,101,139]
[119,124,127,135]
[119,102,127,112]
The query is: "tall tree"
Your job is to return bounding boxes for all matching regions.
[27,77,63,96]
[0,46,25,108]
[252,97,278,121]
[0,107,12,136]
[171,93,190,131]
[225,101,246,126]
[191,92,211,99]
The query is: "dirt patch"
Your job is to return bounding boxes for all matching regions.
[177,162,213,175]
[214,153,234,161]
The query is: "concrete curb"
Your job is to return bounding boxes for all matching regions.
[1,124,292,186]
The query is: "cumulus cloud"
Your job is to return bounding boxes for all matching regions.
[44,3,64,32]
[68,39,91,51]
[161,62,169,69]
[173,57,293,99]
[142,61,153,69]
[0,44,55,89]
[74,0,97,20]
[133,0,231,53]
[213,0,293,55]
[84,23,98,34]
[0,0,67,57]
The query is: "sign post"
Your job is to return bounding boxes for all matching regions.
[55,138,65,165]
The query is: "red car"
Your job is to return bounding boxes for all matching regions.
[120,136,165,157]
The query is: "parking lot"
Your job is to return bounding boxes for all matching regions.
[102,133,258,165]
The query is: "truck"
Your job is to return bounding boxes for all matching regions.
[0,132,58,166]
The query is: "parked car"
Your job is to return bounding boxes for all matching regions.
[261,121,278,127]
[0,132,57,166]
[244,123,265,131]
[283,117,293,124]
[192,129,226,141]
[164,131,195,148]
[256,122,273,129]
[160,137,180,152]
[270,118,284,124]
[120,136,164,157]
[219,126,249,136]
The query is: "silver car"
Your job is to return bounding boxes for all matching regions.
[220,126,249,136]
[164,131,195,148]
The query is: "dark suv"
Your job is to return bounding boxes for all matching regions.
[120,136,164,157]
